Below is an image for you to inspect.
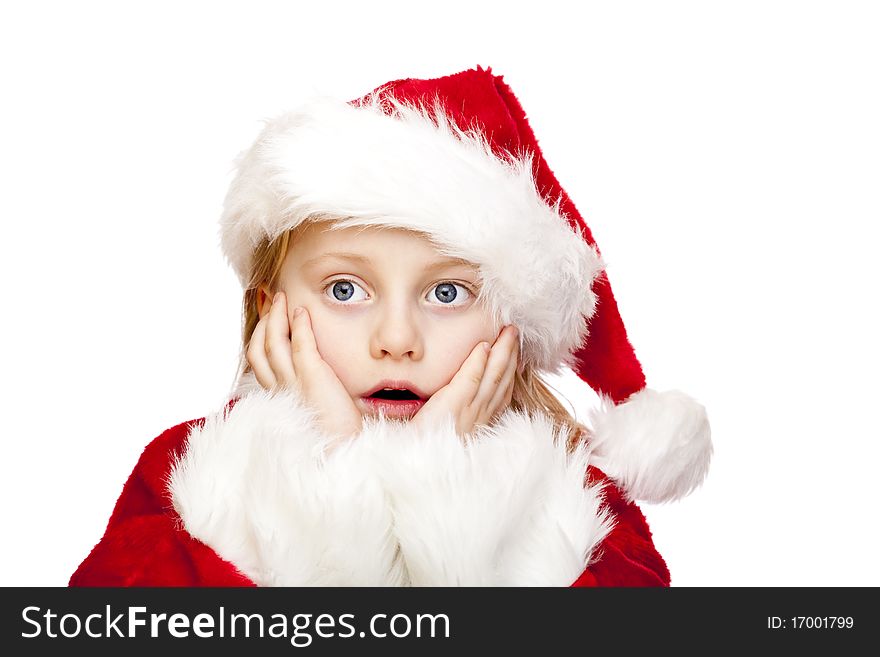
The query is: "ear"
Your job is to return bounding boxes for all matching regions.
[255,284,273,319]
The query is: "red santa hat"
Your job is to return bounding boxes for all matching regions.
[219,65,711,503]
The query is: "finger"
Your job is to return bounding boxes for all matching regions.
[264,292,297,386]
[441,339,491,409]
[288,305,322,378]
[472,325,518,412]
[247,314,278,390]
[485,348,518,420]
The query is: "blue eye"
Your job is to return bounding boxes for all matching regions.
[428,282,471,306]
[325,279,368,303]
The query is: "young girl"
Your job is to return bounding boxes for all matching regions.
[70,66,712,587]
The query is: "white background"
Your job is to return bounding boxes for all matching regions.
[2,0,878,587]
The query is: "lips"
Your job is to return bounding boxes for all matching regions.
[362,380,429,401]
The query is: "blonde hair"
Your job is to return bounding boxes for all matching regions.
[235,223,590,450]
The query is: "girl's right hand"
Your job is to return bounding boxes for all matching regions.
[246,292,364,441]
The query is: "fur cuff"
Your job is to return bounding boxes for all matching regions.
[169,386,616,586]
[168,389,406,586]
[366,411,615,586]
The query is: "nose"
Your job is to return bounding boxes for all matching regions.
[369,303,423,361]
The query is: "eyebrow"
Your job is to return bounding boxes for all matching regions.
[301,252,476,272]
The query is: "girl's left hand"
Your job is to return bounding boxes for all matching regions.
[411,325,520,438]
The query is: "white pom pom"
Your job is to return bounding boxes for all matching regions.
[588,388,712,503]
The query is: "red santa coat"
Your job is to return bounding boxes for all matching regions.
[70,386,670,587]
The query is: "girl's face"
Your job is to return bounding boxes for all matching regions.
[265,222,499,417]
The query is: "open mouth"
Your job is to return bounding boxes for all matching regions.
[361,387,427,419]
[368,388,422,401]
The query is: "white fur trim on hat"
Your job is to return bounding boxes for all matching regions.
[220,94,604,373]
[588,388,713,504]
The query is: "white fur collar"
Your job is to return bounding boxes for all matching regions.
[168,385,614,587]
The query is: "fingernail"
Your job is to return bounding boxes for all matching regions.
[293,306,303,318]
[510,325,519,338]
[481,342,491,353]
[273,292,282,303]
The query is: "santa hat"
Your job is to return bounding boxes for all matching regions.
[219,65,711,503]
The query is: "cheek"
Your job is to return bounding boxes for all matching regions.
[306,308,359,392]
[429,317,498,380]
